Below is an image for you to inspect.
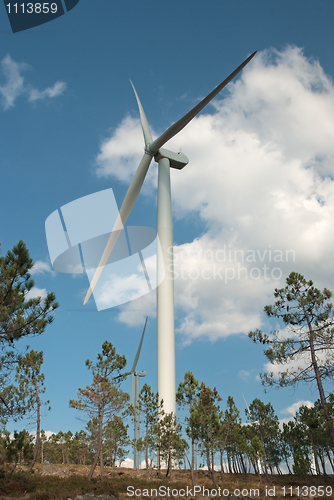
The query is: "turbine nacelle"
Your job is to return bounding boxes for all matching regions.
[154,148,188,170]
[134,370,147,377]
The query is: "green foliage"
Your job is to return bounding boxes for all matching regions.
[194,383,222,451]
[39,430,92,466]
[0,241,59,343]
[70,430,90,465]
[191,383,222,486]
[158,412,188,477]
[137,383,161,473]
[176,371,199,408]
[69,341,129,481]
[0,241,58,420]
[292,448,311,476]
[249,271,334,449]
[217,396,243,473]
[249,272,334,386]
[16,350,49,414]
[69,341,128,420]
[246,399,281,474]
[4,429,34,466]
[103,415,130,466]
[176,371,199,485]
[15,350,50,471]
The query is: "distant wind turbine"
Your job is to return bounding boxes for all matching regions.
[84,52,257,415]
[119,317,148,468]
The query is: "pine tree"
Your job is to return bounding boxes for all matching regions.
[69,341,129,481]
[218,396,243,476]
[5,429,34,476]
[176,371,200,486]
[158,412,188,478]
[15,349,50,472]
[246,398,280,477]
[0,240,58,419]
[137,383,160,477]
[191,383,222,487]
[103,415,130,467]
[249,272,334,449]
[71,430,90,465]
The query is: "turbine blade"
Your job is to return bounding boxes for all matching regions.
[132,317,148,372]
[130,81,153,147]
[149,51,256,153]
[242,394,253,421]
[83,153,153,305]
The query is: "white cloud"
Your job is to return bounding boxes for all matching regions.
[238,370,252,381]
[9,430,55,441]
[0,54,26,109]
[26,287,47,299]
[279,399,314,426]
[94,272,148,309]
[94,46,334,343]
[0,54,66,110]
[95,116,158,193]
[281,400,314,417]
[117,291,156,327]
[28,81,67,102]
[262,339,330,382]
[115,457,134,468]
[31,260,55,276]
[95,116,143,182]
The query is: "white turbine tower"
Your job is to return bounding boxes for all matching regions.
[117,317,148,469]
[84,52,256,414]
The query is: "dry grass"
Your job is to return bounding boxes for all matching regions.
[0,465,333,500]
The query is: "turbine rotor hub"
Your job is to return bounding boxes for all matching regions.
[154,147,189,170]
[145,145,156,157]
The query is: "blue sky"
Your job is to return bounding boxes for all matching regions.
[1,0,334,445]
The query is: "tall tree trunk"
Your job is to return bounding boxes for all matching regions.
[284,454,292,475]
[311,442,321,476]
[318,451,327,476]
[306,317,334,450]
[190,437,195,487]
[227,454,232,473]
[145,419,150,480]
[169,439,172,479]
[239,452,246,474]
[220,451,224,483]
[325,447,334,473]
[28,384,40,473]
[100,446,104,476]
[207,445,217,488]
[88,405,104,482]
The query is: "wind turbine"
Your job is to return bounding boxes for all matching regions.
[119,317,148,469]
[84,52,257,415]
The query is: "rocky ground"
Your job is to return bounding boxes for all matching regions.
[2,464,333,500]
